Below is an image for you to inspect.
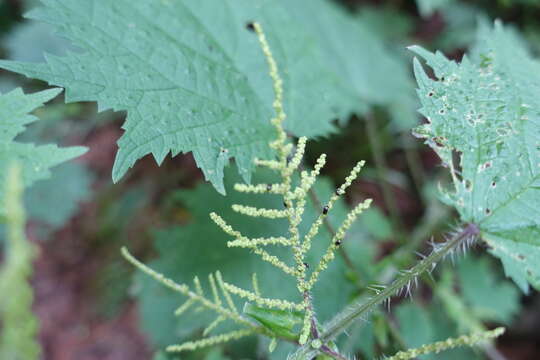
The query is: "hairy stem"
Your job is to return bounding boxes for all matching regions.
[321,346,349,360]
[322,224,478,341]
[292,224,479,359]
[383,200,452,271]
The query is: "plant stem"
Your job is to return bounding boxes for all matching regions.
[304,289,319,339]
[365,112,404,237]
[322,224,478,341]
[321,346,349,360]
[401,132,426,197]
[384,200,452,271]
[292,224,479,359]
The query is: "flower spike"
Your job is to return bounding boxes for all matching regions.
[122,22,371,354]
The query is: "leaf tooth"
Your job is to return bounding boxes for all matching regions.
[412,57,432,91]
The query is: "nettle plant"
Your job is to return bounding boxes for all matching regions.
[122,24,507,359]
[0,0,538,358]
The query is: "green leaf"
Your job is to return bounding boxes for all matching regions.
[0,0,358,193]
[0,0,418,192]
[457,256,520,324]
[24,162,93,230]
[396,301,480,360]
[0,88,87,218]
[357,6,414,43]
[433,3,488,51]
[204,349,232,360]
[282,0,417,130]
[410,21,540,292]
[396,303,433,351]
[243,303,302,341]
[359,207,392,240]
[133,167,352,347]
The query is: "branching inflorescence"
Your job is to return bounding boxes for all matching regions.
[122,22,371,353]
[122,22,506,359]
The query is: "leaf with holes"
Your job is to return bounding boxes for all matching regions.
[0,0,363,193]
[0,88,87,219]
[410,21,540,292]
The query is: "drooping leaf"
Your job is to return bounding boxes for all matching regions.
[0,87,87,218]
[410,21,540,292]
[0,0,357,193]
[133,167,354,347]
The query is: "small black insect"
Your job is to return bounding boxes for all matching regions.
[286,154,293,165]
[303,262,310,268]
[335,240,342,246]
[283,201,288,208]
[245,22,255,32]
[335,189,341,196]
[322,205,329,214]
[266,184,272,192]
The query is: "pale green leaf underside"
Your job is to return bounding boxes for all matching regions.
[0,0,362,193]
[0,0,416,193]
[411,22,540,292]
[0,88,87,218]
